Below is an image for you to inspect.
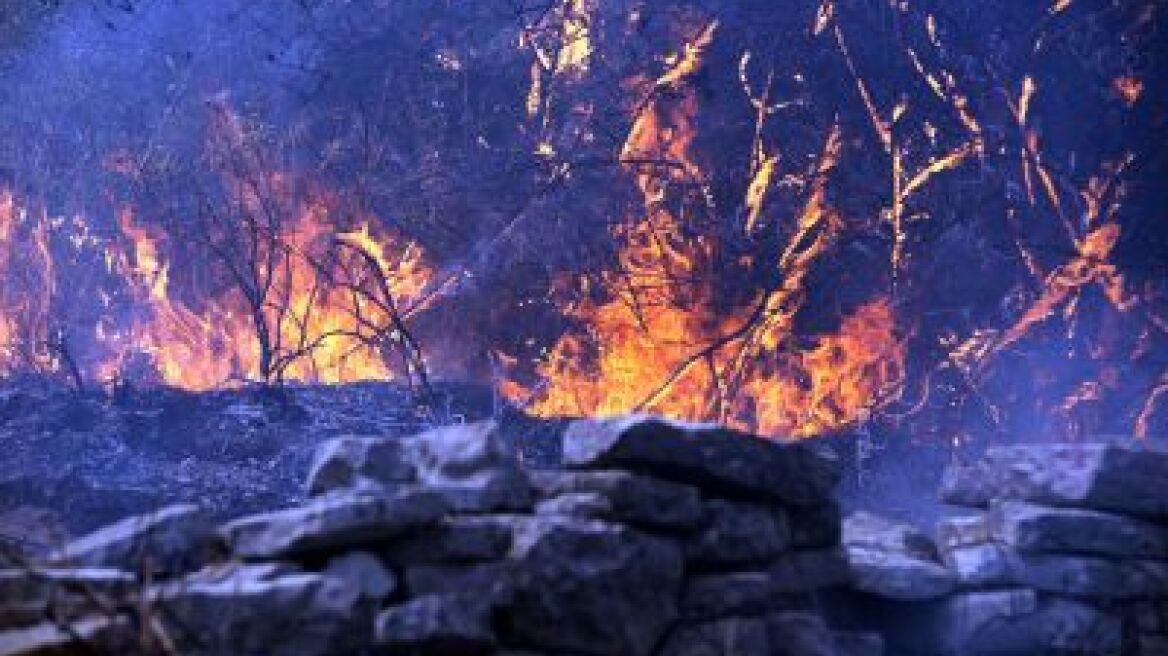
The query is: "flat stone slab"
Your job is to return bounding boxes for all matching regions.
[150,564,369,655]
[505,516,683,656]
[684,499,790,568]
[0,615,130,655]
[681,549,849,619]
[375,594,496,654]
[843,512,955,601]
[529,470,703,530]
[305,436,417,495]
[47,503,214,575]
[1007,553,1168,599]
[987,500,1168,558]
[561,415,839,506]
[220,488,448,559]
[941,443,1168,518]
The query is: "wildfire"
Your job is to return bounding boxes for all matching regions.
[100,202,433,390]
[505,21,906,438]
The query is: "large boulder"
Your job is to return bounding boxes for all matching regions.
[657,616,771,656]
[382,515,516,565]
[150,563,370,655]
[503,516,683,655]
[684,499,790,568]
[305,436,416,495]
[986,500,1168,558]
[561,416,839,506]
[375,594,496,655]
[220,488,448,560]
[842,512,955,601]
[681,550,850,619]
[322,551,396,602]
[1007,553,1168,599]
[47,504,215,576]
[529,470,703,531]
[941,444,1168,518]
[405,421,533,513]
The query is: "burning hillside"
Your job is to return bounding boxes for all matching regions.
[0,0,1164,444]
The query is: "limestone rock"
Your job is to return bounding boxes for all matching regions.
[47,504,214,576]
[382,515,515,565]
[940,443,1168,518]
[0,568,133,630]
[305,436,416,495]
[375,594,496,654]
[0,616,130,656]
[684,499,790,568]
[561,415,839,506]
[657,616,771,656]
[404,562,515,605]
[987,500,1168,558]
[940,542,1013,587]
[767,612,837,656]
[504,516,682,655]
[220,488,448,560]
[843,513,955,600]
[1008,553,1168,599]
[788,500,842,549]
[151,564,370,655]
[529,470,703,530]
[322,551,396,601]
[407,421,533,512]
[681,550,849,619]
[935,513,992,552]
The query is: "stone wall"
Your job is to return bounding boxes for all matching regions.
[1,418,1165,655]
[831,443,1168,655]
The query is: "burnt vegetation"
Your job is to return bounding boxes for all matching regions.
[0,0,1164,443]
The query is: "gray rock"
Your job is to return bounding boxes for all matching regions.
[788,501,842,549]
[0,615,131,655]
[407,421,533,512]
[47,504,214,576]
[987,500,1168,558]
[1140,635,1168,656]
[938,591,1122,655]
[935,513,992,552]
[505,517,683,655]
[151,565,370,655]
[1008,553,1168,599]
[561,416,839,506]
[843,513,955,600]
[767,612,836,656]
[940,542,1013,587]
[657,616,771,656]
[684,499,790,567]
[305,436,416,495]
[404,562,515,605]
[768,548,853,594]
[940,443,1168,518]
[681,550,848,619]
[322,551,396,601]
[220,488,448,559]
[832,631,886,656]
[845,546,956,601]
[0,568,134,630]
[529,470,703,530]
[936,588,1039,655]
[375,594,496,654]
[1132,600,1168,633]
[383,515,515,565]
[680,571,810,620]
